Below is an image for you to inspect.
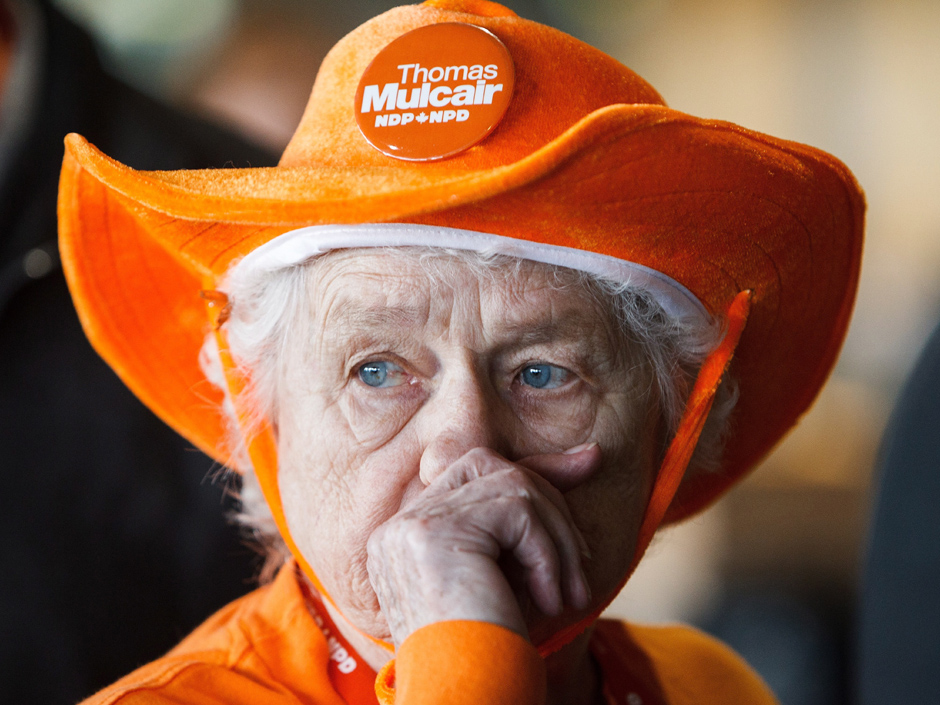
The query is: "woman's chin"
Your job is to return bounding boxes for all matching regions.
[351,608,392,643]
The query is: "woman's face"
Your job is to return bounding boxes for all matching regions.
[275,250,659,642]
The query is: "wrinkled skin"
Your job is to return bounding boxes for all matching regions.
[275,251,660,702]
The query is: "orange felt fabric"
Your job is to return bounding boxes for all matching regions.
[58,103,864,520]
[78,561,776,705]
[591,621,779,705]
[538,290,752,656]
[384,621,546,705]
[57,0,864,528]
[78,563,353,705]
[279,3,663,173]
[57,0,863,688]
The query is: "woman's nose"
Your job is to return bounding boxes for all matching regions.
[418,372,505,486]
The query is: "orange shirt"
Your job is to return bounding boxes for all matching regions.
[81,563,777,705]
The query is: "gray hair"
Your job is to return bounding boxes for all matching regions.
[201,248,737,580]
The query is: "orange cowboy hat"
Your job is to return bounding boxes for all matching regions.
[58,0,863,650]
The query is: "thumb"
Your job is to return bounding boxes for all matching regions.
[519,442,602,493]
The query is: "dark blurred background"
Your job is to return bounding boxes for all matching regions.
[7,0,940,703]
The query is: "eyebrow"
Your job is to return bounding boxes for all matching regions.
[496,313,602,351]
[323,303,429,337]
[322,297,602,352]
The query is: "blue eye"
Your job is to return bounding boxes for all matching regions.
[358,361,406,388]
[519,363,569,389]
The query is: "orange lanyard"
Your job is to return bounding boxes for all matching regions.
[299,573,380,705]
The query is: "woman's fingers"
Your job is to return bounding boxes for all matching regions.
[483,497,565,617]
[367,496,534,642]
[416,444,598,560]
[420,443,602,496]
[399,448,592,607]
[519,442,603,492]
[427,446,596,606]
[518,504,590,614]
[472,469,592,614]
[369,445,599,645]
[369,480,588,645]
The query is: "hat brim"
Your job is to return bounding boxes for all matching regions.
[58,102,864,522]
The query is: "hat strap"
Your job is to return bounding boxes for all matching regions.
[210,289,751,661]
[210,323,396,655]
[631,289,752,567]
[535,289,752,657]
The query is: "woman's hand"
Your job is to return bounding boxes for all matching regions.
[366,443,602,646]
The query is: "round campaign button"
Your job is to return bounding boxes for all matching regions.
[355,22,515,161]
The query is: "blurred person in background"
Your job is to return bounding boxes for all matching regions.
[57,1,864,703]
[858,315,940,704]
[0,0,274,702]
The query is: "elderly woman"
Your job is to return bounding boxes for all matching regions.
[58,1,864,704]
